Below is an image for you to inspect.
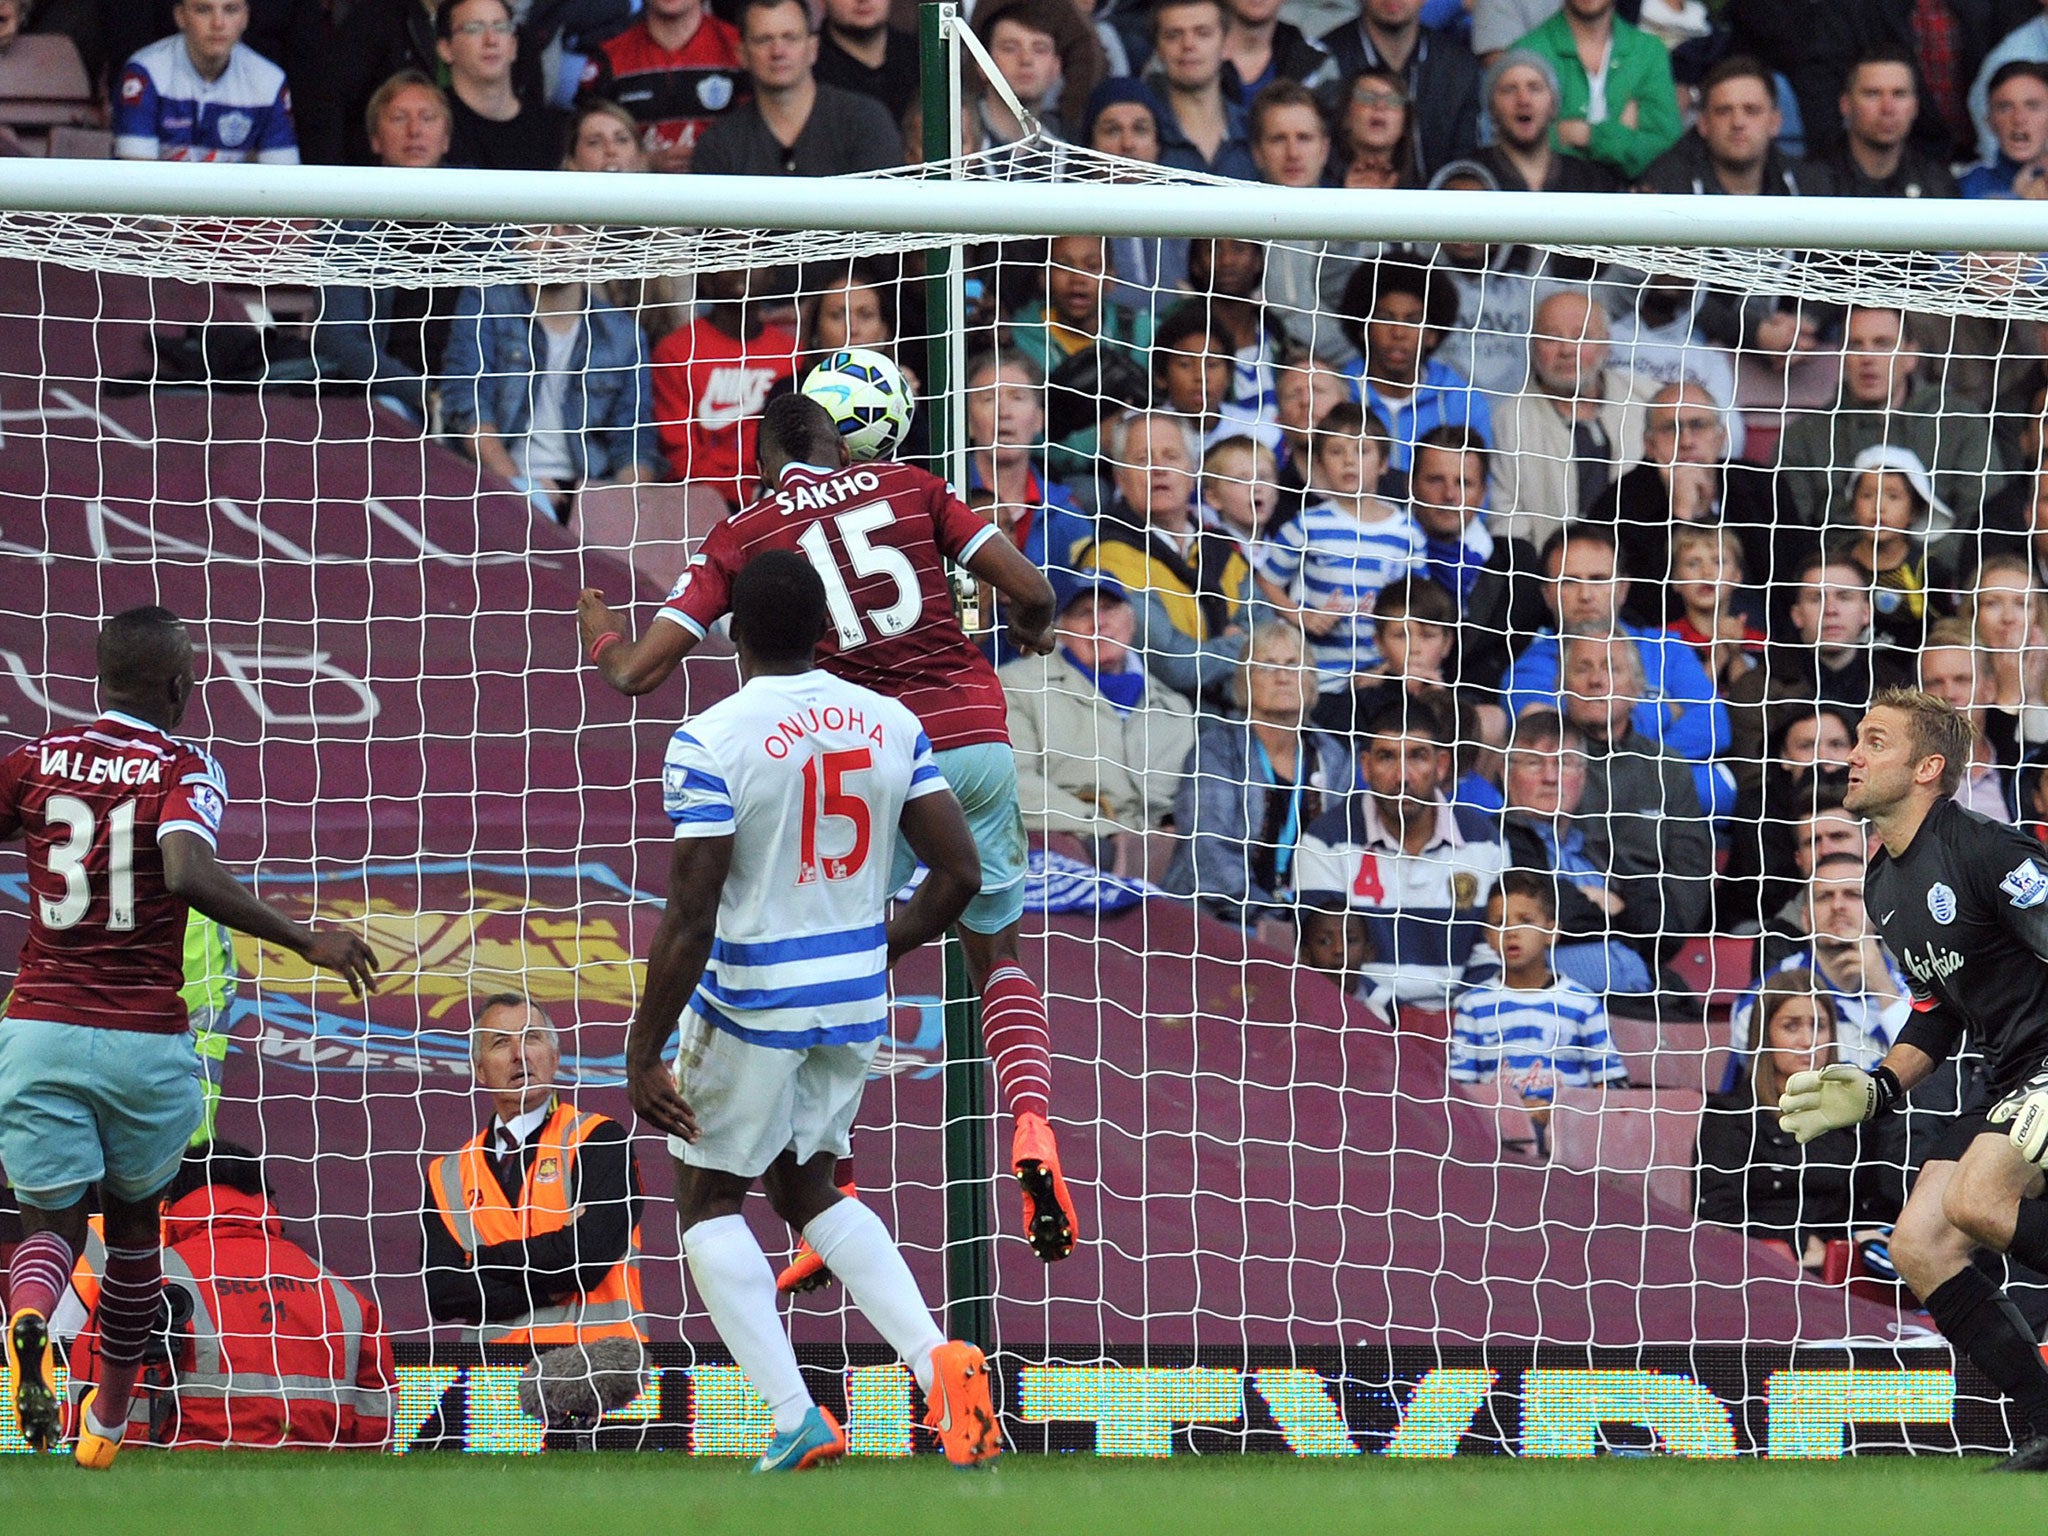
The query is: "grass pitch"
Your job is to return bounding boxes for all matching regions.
[0,1452,2027,1536]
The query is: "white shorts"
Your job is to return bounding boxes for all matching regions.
[667,1013,879,1179]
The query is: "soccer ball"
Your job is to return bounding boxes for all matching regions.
[801,348,914,462]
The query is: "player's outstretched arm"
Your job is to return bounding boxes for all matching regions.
[887,790,982,964]
[577,588,700,696]
[159,830,379,998]
[962,533,1056,657]
[624,832,733,1142]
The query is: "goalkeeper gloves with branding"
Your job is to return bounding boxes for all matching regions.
[1989,1065,2048,1163]
[1777,1064,1901,1144]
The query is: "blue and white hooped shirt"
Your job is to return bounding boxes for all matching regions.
[114,36,299,165]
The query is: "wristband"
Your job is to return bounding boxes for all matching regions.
[589,631,623,664]
[1871,1065,1903,1118]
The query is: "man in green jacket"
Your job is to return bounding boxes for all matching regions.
[1513,0,1680,182]
[180,911,236,1144]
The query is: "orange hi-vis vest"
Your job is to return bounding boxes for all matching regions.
[427,1100,646,1346]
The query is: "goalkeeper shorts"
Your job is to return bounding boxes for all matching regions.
[668,1012,880,1179]
[0,1017,203,1209]
[887,741,1028,936]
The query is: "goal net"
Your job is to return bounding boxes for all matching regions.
[2,82,2046,1461]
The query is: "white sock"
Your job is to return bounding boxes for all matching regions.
[683,1214,814,1436]
[803,1197,946,1394]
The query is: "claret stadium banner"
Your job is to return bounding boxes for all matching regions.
[0,1346,2022,1458]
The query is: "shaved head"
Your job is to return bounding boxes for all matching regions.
[97,607,192,699]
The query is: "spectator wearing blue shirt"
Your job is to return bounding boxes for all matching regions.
[1555,628,1714,959]
[1149,0,1260,179]
[114,0,300,164]
[1334,259,1492,476]
[441,274,661,524]
[1503,522,1735,818]
[1961,60,2048,199]
[1450,870,1627,1112]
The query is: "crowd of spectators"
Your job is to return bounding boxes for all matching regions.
[27,0,2048,1287]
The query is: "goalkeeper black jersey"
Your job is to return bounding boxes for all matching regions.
[1866,797,2048,1093]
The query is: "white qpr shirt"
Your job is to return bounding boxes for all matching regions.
[662,669,947,1049]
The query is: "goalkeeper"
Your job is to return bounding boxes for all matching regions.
[1781,688,2048,1471]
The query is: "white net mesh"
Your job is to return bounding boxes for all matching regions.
[2,125,2046,1457]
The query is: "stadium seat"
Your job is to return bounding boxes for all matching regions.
[1607,1014,1732,1097]
[1670,935,1756,1016]
[576,482,728,596]
[1549,1087,1704,1212]
[1451,1079,1545,1163]
[45,124,110,159]
[0,34,97,155]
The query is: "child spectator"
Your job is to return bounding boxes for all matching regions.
[650,266,800,507]
[1256,401,1424,690]
[1450,869,1628,1118]
[1011,234,1154,384]
[1299,908,1373,995]
[114,0,301,164]
[1841,444,1951,650]
[1664,523,1765,693]
[1200,434,1282,550]
[1151,302,1276,453]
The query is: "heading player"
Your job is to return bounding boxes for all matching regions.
[578,394,1080,1270]
[624,551,998,1470]
[0,607,379,1468]
[1781,688,2048,1470]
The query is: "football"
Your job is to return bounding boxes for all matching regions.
[801,347,914,462]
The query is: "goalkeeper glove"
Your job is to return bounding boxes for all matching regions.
[1989,1065,2048,1163]
[1777,1064,1900,1144]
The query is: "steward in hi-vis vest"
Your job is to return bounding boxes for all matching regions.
[424,1097,647,1345]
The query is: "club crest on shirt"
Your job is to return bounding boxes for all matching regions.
[1928,882,1957,924]
[216,111,252,148]
[697,74,735,112]
[2002,859,2048,910]
[1451,871,1479,910]
[534,1156,561,1186]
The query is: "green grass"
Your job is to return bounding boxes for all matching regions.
[0,1453,2031,1536]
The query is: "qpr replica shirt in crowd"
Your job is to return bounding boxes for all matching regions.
[659,459,1012,751]
[1866,796,2048,1093]
[0,711,229,1033]
[579,15,745,158]
[113,36,299,164]
[661,668,946,1047]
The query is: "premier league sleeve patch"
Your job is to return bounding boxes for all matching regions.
[2003,860,2048,910]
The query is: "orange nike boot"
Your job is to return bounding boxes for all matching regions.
[777,1181,858,1294]
[923,1340,1000,1468]
[1011,1112,1078,1262]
